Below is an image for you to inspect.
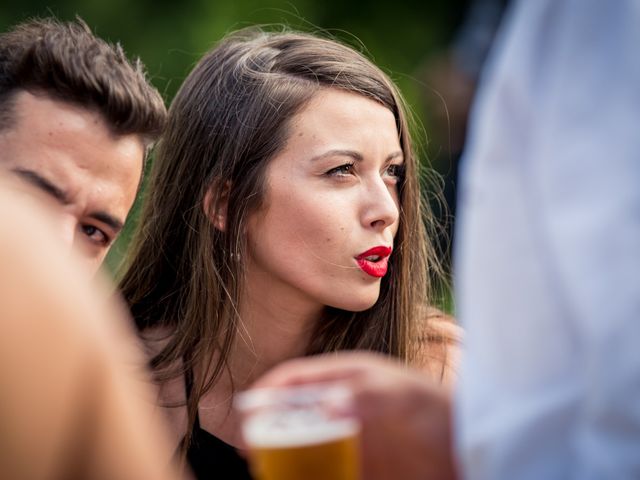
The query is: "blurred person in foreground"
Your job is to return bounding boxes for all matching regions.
[253,1,640,479]
[0,174,180,479]
[0,17,166,275]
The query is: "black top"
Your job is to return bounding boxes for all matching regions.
[183,368,253,480]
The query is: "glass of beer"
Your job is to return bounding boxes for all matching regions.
[236,384,361,480]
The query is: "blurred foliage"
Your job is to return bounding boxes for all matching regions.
[1,0,469,280]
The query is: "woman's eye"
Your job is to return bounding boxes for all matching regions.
[325,163,355,177]
[81,225,110,246]
[386,164,405,179]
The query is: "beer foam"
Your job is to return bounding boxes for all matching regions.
[243,411,360,448]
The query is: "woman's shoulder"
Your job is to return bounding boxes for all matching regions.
[138,325,187,402]
[139,325,173,356]
[413,306,463,387]
[138,326,189,449]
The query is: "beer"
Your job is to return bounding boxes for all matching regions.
[237,385,361,480]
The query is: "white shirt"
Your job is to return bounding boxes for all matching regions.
[454,1,640,478]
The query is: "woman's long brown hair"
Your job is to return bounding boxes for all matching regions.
[118,27,447,450]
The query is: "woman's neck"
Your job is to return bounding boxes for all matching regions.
[225,281,324,389]
[188,277,325,445]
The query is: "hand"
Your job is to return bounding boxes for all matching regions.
[252,352,458,480]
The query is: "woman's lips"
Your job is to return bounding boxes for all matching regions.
[356,246,392,278]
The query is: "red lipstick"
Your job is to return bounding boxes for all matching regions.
[356,246,392,278]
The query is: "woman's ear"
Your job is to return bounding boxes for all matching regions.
[203,181,230,232]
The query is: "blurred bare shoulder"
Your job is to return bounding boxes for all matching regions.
[412,305,463,387]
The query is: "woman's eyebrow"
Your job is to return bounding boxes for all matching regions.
[309,150,404,162]
[387,151,404,162]
[309,149,363,163]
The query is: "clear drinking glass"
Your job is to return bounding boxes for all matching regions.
[235,384,361,480]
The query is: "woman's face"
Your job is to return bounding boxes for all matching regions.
[245,88,403,313]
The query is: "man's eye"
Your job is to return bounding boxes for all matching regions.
[325,163,355,176]
[81,225,109,246]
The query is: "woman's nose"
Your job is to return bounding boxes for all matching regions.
[362,177,400,230]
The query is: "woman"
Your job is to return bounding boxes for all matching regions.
[119,28,458,479]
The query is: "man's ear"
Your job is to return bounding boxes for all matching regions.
[203,181,230,232]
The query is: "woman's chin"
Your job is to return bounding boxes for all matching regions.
[329,293,380,313]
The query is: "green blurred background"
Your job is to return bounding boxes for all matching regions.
[1,0,471,282]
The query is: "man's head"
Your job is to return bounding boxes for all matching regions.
[0,18,166,273]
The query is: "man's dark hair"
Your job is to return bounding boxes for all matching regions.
[0,17,166,147]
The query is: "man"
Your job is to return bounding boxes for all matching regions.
[0,18,166,274]
[252,0,640,479]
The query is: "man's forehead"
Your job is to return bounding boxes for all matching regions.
[1,92,143,219]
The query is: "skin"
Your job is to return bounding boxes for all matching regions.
[251,352,458,480]
[237,87,404,384]
[0,90,144,274]
[243,87,403,324]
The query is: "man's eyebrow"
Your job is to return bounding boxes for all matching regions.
[12,168,69,204]
[89,211,124,234]
[12,168,124,233]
